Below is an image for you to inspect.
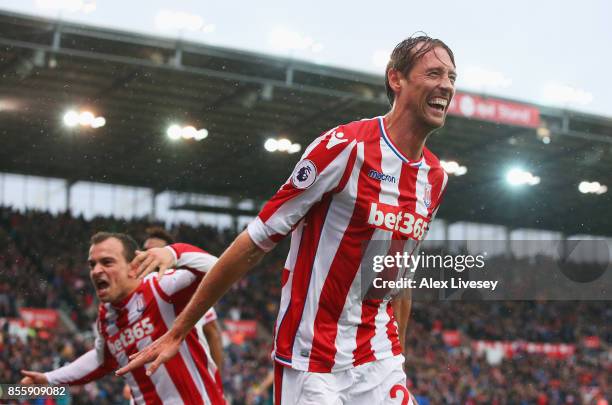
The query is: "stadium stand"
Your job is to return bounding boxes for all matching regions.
[1,207,610,404]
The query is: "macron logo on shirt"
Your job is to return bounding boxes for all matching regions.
[326,130,348,149]
[368,169,397,184]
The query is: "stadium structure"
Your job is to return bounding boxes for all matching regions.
[0,10,610,237]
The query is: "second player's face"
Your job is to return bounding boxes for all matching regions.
[397,46,456,130]
[88,238,134,303]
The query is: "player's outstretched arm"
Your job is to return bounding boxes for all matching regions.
[117,230,265,377]
[20,370,49,384]
[21,347,114,385]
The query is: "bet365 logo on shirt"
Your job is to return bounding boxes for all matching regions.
[108,317,155,355]
[368,202,428,240]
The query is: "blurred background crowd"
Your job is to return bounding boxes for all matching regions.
[1,207,610,404]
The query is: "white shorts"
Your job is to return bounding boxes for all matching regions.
[273,355,416,405]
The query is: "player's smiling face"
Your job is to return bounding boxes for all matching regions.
[397,46,456,131]
[88,238,135,303]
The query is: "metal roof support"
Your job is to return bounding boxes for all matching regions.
[52,23,61,51]
[505,227,512,259]
[285,66,294,86]
[230,196,241,234]
[172,43,183,68]
[150,189,159,222]
[562,112,570,133]
[443,221,450,252]
[65,179,75,214]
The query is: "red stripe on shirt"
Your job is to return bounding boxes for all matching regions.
[142,283,204,404]
[386,303,403,356]
[169,278,225,399]
[185,331,226,404]
[308,135,383,372]
[425,163,446,215]
[134,284,171,404]
[152,276,172,302]
[352,300,380,366]
[398,163,419,219]
[274,191,334,362]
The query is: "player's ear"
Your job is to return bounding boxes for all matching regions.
[127,262,138,279]
[387,68,403,95]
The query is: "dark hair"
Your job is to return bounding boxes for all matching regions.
[385,35,456,106]
[90,232,138,262]
[145,226,174,246]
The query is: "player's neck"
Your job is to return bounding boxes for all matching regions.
[111,281,141,306]
[383,110,430,161]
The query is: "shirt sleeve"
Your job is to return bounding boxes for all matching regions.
[201,307,218,326]
[155,243,218,300]
[167,243,218,274]
[45,322,116,385]
[247,126,357,252]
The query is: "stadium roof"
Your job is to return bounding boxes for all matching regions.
[1,10,611,235]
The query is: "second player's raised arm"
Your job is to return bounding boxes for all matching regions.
[116,230,264,376]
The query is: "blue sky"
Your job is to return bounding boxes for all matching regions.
[1,0,610,117]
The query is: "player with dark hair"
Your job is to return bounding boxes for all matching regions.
[143,226,175,248]
[21,232,226,404]
[120,35,456,404]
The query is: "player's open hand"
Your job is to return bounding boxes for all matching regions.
[115,330,182,377]
[132,247,175,280]
[20,370,48,384]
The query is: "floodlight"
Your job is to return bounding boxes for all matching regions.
[506,168,540,186]
[264,138,278,152]
[63,110,79,127]
[579,181,608,195]
[288,143,302,154]
[91,116,106,128]
[277,138,292,152]
[441,160,467,176]
[167,124,182,140]
[194,129,208,141]
[78,111,94,126]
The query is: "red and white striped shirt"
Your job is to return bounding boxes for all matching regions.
[247,116,448,372]
[45,243,226,405]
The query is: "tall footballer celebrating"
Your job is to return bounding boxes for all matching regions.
[119,35,456,404]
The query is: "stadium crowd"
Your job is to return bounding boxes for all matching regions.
[1,206,610,404]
